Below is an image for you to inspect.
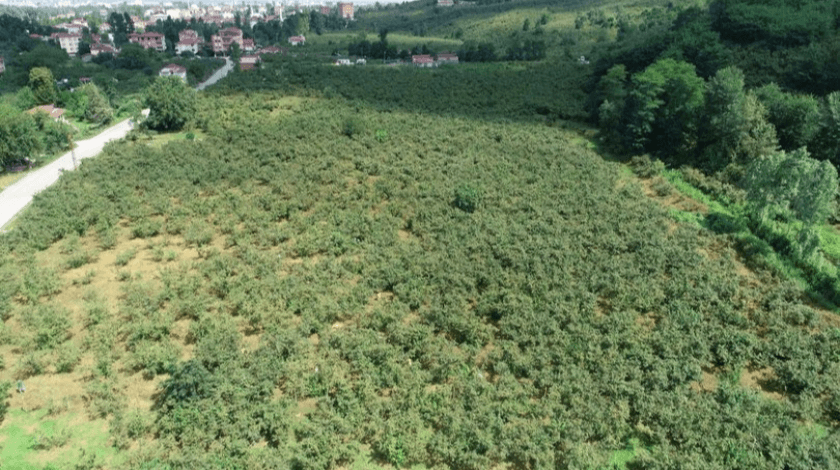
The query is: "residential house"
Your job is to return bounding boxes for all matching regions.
[412,54,434,67]
[436,53,459,65]
[27,105,67,123]
[52,33,82,55]
[159,63,188,81]
[177,37,200,55]
[56,22,83,34]
[166,9,185,20]
[338,2,354,19]
[128,32,165,51]
[241,38,256,52]
[90,42,118,56]
[240,54,260,70]
[334,58,351,66]
[176,29,201,55]
[131,16,146,31]
[211,27,243,55]
[259,46,286,55]
[288,35,305,46]
[202,15,224,26]
[437,0,454,6]
[99,22,111,33]
[148,12,167,24]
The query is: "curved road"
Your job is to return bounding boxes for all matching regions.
[0,60,233,230]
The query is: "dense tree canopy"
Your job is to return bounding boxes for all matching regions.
[143,76,196,131]
[0,104,40,167]
[28,67,56,105]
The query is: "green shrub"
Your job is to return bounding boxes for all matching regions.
[33,424,72,449]
[21,304,71,350]
[0,381,9,424]
[20,265,61,303]
[115,248,138,266]
[85,378,124,418]
[342,117,364,138]
[453,184,482,213]
[128,341,179,378]
[184,222,214,247]
[56,342,81,373]
[16,352,46,378]
[131,220,162,239]
[628,154,665,177]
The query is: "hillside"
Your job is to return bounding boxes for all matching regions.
[2,0,840,468]
[0,85,838,468]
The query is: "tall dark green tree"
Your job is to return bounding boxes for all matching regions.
[143,76,196,131]
[625,58,705,156]
[0,104,40,167]
[701,66,777,174]
[28,67,56,105]
[754,83,820,152]
[744,147,837,260]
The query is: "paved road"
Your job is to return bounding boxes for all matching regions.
[197,58,233,90]
[0,115,141,230]
[0,60,235,231]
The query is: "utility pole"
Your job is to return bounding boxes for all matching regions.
[67,133,76,169]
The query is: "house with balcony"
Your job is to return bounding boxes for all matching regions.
[128,32,165,51]
[52,33,82,55]
[211,27,244,55]
[90,42,119,56]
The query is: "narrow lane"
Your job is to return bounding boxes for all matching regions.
[0,59,235,231]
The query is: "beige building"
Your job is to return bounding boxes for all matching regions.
[53,33,82,55]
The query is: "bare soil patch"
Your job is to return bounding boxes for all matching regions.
[740,366,784,401]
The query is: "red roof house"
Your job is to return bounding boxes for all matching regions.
[27,105,67,121]
[159,63,188,81]
[412,54,434,67]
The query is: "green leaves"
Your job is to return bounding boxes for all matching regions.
[0,104,41,168]
[28,67,57,105]
[745,148,837,227]
[744,147,838,260]
[143,76,196,132]
[453,183,482,213]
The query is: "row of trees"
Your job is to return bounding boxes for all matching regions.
[596,60,840,174]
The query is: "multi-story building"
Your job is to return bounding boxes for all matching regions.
[338,2,354,19]
[177,30,201,55]
[90,42,118,56]
[128,32,165,51]
[52,33,82,55]
[211,27,243,55]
